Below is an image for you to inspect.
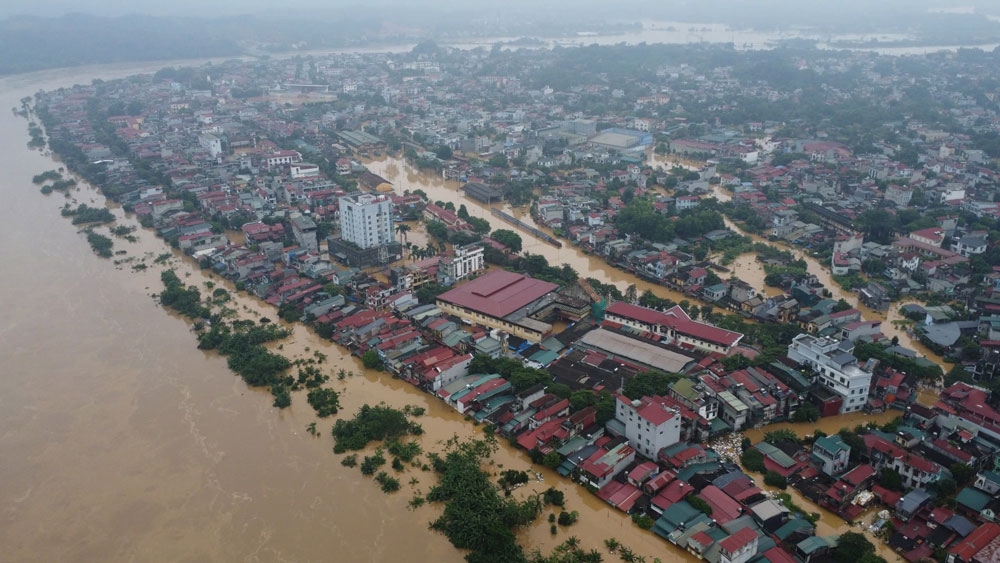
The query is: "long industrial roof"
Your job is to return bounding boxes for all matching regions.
[578,328,693,373]
[436,270,558,319]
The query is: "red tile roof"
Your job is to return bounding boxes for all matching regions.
[949,523,1000,562]
[436,270,558,319]
[606,301,742,347]
[719,527,757,554]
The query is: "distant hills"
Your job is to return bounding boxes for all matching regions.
[0,13,389,76]
[2,5,1000,76]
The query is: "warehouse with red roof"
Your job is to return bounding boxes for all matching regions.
[435,269,559,342]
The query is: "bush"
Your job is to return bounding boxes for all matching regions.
[360,450,386,475]
[686,494,713,516]
[764,471,788,489]
[361,350,381,369]
[375,472,401,493]
[741,447,766,473]
[557,511,579,526]
[306,387,341,417]
[632,514,655,530]
[331,404,419,453]
[386,438,422,463]
[341,454,358,468]
[543,487,565,507]
[86,231,114,257]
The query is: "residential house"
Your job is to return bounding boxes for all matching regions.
[615,395,682,459]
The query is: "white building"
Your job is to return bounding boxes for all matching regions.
[264,150,301,169]
[787,334,874,414]
[884,184,913,207]
[290,163,320,179]
[615,395,682,459]
[338,193,395,250]
[719,528,758,563]
[437,244,485,286]
[198,133,222,158]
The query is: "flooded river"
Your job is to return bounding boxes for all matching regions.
[0,64,694,562]
[704,183,947,367]
[0,58,931,562]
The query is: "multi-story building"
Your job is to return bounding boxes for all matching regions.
[811,435,850,476]
[615,395,682,459]
[339,193,394,249]
[787,334,874,414]
[289,212,318,252]
[437,244,485,286]
[884,184,913,207]
[198,133,222,158]
[331,193,401,267]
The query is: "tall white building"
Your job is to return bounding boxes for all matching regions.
[615,395,682,459]
[339,193,395,250]
[787,334,874,414]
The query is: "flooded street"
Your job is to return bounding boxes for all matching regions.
[370,155,946,368]
[0,64,689,563]
[0,58,939,563]
[714,195,946,366]
[366,156,701,307]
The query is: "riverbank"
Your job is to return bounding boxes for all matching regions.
[8,82,700,563]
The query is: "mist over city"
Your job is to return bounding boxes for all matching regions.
[4,2,1000,563]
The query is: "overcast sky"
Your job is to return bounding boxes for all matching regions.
[4,0,999,20]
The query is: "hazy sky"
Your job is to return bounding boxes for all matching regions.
[4,0,999,20]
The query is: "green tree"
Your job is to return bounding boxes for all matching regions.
[879,468,903,491]
[542,451,562,469]
[792,403,820,423]
[489,153,509,168]
[425,219,449,241]
[833,532,877,563]
[622,371,680,400]
[741,448,765,473]
[950,463,975,486]
[434,145,453,160]
[764,471,788,489]
[361,350,381,369]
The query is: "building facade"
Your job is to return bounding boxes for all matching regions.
[339,193,395,249]
[437,244,485,286]
[615,395,682,459]
[788,334,874,414]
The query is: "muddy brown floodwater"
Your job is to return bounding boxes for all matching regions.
[0,61,921,563]
[0,64,695,563]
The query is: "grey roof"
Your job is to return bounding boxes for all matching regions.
[751,499,789,522]
[943,514,977,537]
[919,322,962,347]
[578,328,694,373]
[896,488,932,513]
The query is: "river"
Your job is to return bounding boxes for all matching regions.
[0,63,702,563]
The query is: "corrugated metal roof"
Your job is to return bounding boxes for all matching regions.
[578,328,693,373]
